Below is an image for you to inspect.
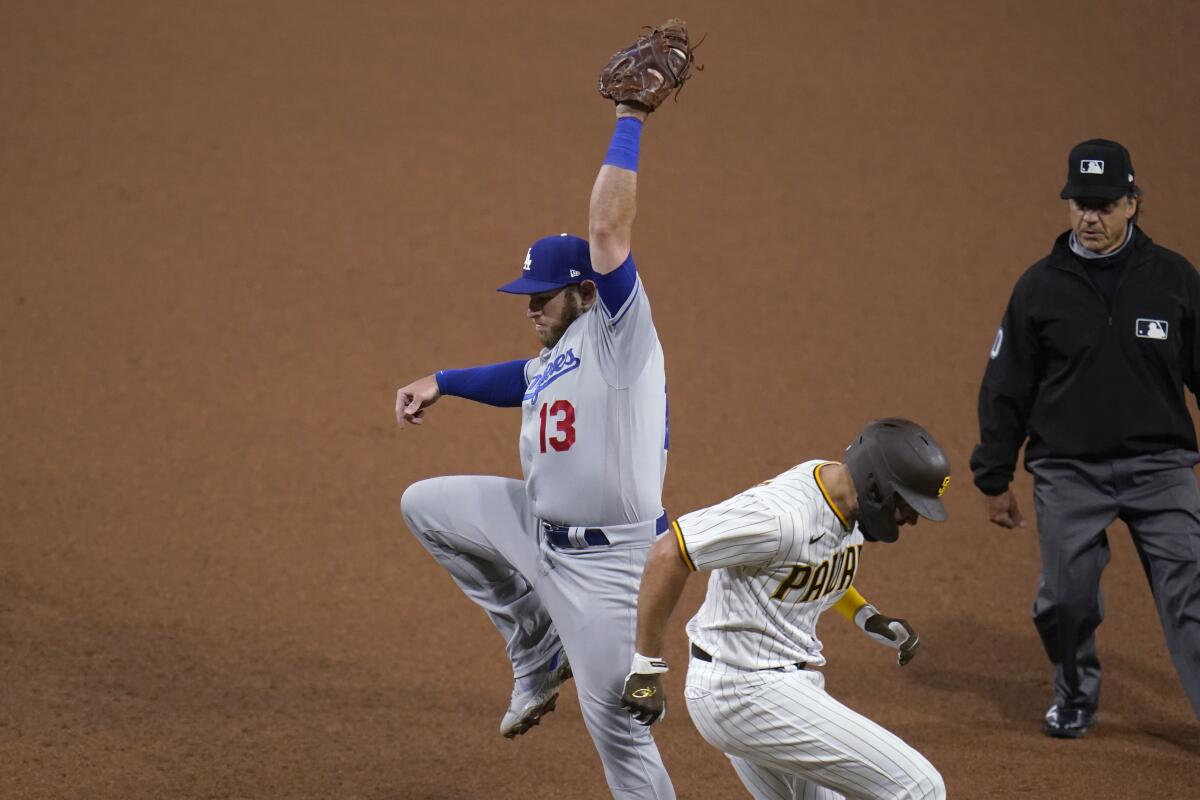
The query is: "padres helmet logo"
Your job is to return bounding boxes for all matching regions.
[937,476,951,497]
[632,687,658,699]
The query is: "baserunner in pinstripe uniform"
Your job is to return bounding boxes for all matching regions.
[622,419,950,800]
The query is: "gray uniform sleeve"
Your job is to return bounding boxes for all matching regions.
[590,256,660,388]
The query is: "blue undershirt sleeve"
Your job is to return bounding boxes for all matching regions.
[595,253,638,321]
[435,359,528,407]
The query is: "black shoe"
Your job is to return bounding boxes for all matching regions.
[1043,704,1097,739]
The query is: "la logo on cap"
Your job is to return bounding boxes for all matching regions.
[1080,159,1105,174]
[523,248,532,271]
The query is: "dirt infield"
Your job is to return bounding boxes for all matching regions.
[3,2,1199,798]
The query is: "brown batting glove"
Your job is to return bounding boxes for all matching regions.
[620,653,669,725]
[857,606,921,666]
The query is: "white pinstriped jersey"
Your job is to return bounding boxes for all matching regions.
[677,460,864,670]
[518,260,667,526]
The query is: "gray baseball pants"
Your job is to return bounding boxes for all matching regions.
[1028,449,1200,717]
[401,475,675,800]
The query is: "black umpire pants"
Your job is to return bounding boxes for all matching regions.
[1028,450,1200,718]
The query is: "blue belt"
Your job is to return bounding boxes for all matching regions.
[543,512,669,549]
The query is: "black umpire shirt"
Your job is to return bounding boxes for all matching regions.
[971,226,1200,496]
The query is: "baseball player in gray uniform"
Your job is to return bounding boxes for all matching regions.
[622,419,950,800]
[395,28,697,795]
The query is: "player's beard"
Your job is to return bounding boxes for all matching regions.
[539,287,583,348]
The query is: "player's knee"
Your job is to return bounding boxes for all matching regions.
[580,719,662,793]
[915,767,946,800]
[891,761,945,800]
[400,479,440,533]
[577,696,656,751]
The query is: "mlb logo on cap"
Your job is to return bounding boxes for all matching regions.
[497,233,594,294]
[1060,139,1135,200]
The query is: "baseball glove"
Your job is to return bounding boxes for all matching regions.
[598,18,699,112]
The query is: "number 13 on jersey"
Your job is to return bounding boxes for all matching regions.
[539,400,576,453]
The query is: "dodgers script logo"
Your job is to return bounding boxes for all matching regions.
[525,349,581,403]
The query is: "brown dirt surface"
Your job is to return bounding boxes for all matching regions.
[3,2,1199,798]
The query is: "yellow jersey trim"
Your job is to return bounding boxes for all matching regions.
[673,519,697,572]
[814,462,850,531]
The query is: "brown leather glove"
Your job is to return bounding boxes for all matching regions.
[598,19,699,112]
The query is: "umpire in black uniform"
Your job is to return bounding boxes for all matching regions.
[971,138,1200,739]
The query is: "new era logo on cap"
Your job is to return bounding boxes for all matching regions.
[1080,159,1105,174]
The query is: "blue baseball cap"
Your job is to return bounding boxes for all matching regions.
[497,234,594,294]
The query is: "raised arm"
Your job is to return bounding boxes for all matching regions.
[590,17,697,275]
[588,105,648,275]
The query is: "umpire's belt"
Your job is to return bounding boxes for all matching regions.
[542,512,669,550]
[691,643,807,672]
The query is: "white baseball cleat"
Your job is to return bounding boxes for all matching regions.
[500,649,572,739]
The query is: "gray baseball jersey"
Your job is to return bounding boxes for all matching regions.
[519,267,667,526]
[402,254,677,800]
[677,460,863,669]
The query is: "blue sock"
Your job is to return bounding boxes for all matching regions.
[603,116,643,172]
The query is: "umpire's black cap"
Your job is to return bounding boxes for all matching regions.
[1060,139,1136,200]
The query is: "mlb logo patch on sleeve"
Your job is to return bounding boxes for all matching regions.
[989,327,1004,359]
[1136,318,1169,340]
